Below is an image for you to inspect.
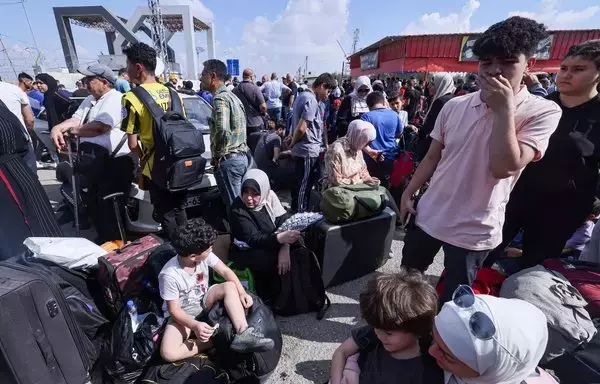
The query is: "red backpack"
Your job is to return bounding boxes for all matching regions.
[390,151,415,189]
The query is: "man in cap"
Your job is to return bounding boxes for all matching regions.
[51,63,133,242]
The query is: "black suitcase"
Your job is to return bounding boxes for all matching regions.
[0,262,92,384]
[308,207,396,287]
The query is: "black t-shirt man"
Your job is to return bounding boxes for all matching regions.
[281,81,298,108]
[233,81,266,132]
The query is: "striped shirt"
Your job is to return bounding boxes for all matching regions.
[210,85,247,161]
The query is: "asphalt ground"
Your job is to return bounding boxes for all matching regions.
[38,169,445,384]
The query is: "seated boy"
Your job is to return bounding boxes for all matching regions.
[330,269,438,384]
[159,218,274,362]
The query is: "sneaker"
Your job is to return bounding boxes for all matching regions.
[230,327,274,353]
[46,161,57,170]
[36,161,47,170]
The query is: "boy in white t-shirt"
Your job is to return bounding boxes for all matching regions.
[158,218,274,362]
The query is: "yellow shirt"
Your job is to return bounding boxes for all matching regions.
[121,83,171,179]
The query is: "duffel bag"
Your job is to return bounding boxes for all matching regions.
[96,235,164,318]
[320,183,386,224]
[543,258,600,319]
[139,354,229,384]
[204,294,282,381]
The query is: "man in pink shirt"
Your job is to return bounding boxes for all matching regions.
[399,16,562,304]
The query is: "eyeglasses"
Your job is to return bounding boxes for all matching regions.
[452,285,522,363]
[357,88,369,94]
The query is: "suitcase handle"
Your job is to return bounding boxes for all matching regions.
[32,328,58,369]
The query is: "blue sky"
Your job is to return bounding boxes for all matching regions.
[0,0,598,80]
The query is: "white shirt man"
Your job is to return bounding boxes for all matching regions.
[72,88,130,157]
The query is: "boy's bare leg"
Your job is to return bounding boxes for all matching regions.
[204,281,248,333]
[160,321,211,362]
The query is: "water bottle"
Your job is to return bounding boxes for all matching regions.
[126,300,139,332]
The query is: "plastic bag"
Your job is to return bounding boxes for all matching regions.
[102,300,165,384]
[275,212,323,233]
[24,237,107,269]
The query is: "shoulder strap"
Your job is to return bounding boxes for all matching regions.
[110,134,128,158]
[132,86,166,121]
[167,87,184,115]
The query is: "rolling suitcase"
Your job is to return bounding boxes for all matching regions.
[96,234,164,318]
[307,207,396,287]
[0,262,91,384]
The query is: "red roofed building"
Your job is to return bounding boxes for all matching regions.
[349,30,600,77]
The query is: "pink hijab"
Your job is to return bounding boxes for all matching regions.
[347,120,376,152]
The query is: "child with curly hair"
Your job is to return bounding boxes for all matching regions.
[158,218,274,362]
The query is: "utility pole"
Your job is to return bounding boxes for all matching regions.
[304,56,308,79]
[0,35,17,78]
[352,28,360,54]
[148,0,169,77]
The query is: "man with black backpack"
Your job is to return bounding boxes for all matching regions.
[121,43,204,239]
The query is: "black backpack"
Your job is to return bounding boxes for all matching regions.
[132,86,206,191]
[273,246,331,320]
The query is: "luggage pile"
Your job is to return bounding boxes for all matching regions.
[0,235,283,384]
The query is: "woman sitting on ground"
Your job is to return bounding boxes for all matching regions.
[324,120,401,222]
[229,169,302,302]
[430,287,558,384]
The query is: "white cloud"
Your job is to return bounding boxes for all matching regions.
[218,0,349,77]
[509,0,599,28]
[402,0,481,35]
[161,0,214,22]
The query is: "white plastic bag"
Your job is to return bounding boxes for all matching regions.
[23,237,107,269]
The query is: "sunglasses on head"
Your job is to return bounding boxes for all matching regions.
[452,285,522,364]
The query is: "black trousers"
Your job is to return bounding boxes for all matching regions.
[401,226,489,305]
[484,186,592,270]
[148,178,188,240]
[291,156,321,212]
[81,155,135,243]
[365,156,394,190]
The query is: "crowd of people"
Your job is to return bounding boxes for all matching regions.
[0,12,599,384]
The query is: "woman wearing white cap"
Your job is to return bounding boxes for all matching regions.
[429,286,558,384]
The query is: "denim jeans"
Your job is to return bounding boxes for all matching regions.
[267,108,281,122]
[215,153,249,209]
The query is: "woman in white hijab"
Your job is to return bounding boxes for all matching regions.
[229,169,301,300]
[429,287,558,384]
[336,76,372,137]
[416,72,457,160]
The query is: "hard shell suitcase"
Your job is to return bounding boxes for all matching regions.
[96,234,163,318]
[0,262,91,384]
[307,207,396,287]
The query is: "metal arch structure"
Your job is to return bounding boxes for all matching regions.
[148,0,169,77]
[113,5,215,79]
[53,6,141,73]
[53,5,215,79]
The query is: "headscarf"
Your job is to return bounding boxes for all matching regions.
[424,72,456,120]
[349,76,372,117]
[35,73,59,128]
[435,295,548,384]
[347,120,376,152]
[241,169,286,224]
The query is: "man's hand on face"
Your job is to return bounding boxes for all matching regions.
[479,73,515,113]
